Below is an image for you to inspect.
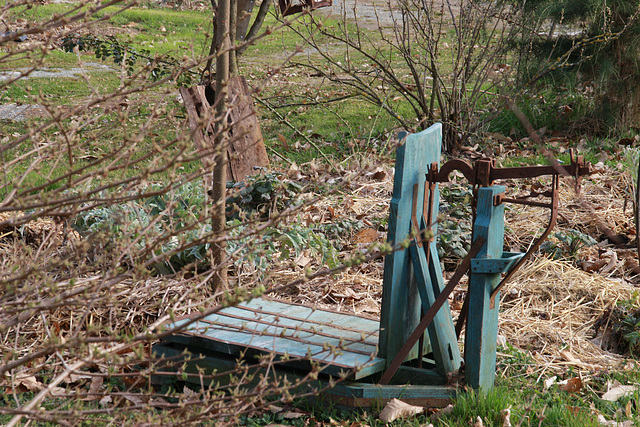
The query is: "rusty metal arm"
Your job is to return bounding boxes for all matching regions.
[429,152,590,188]
[488,175,560,308]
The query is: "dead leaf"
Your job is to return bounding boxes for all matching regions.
[430,403,453,422]
[17,375,42,392]
[282,410,307,419]
[99,395,112,407]
[122,393,144,406]
[602,384,637,401]
[600,250,619,275]
[501,407,512,427]
[84,376,103,401]
[581,258,607,272]
[353,228,379,244]
[295,254,312,267]
[558,377,582,393]
[473,416,484,427]
[378,398,424,423]
[50,386,68,397]
[597,414,634,427]
[67,373,92,383]
[543,376,557,390]
[277,133,289,150]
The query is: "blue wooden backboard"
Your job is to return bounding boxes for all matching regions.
[379,124,462,375]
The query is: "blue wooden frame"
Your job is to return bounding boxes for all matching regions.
[379,124,461,375]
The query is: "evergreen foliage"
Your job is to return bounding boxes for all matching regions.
[510,0,640,133]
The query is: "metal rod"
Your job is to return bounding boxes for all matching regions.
[489,175,559,308]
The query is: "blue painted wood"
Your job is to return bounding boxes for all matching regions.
[409,242,462,375]
[465,186,505,391]
[381,124,455,366]
[153,342,455,408]
[173,312,378,355]
[163,299,386,379]
[471,252,524,274]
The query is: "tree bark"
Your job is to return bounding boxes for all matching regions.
[212,0,230,292]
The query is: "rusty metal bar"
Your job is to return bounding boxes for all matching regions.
[429,155,590,188]
[488,175,560,308]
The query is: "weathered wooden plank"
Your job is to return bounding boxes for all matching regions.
[190,316,379,356]
[226,77,269,181]
[381,124,453,365]
[165,304,387,380]
[168,300,379,353]
[409,242,462,375]
[465,186,505,391]
[164,329,386,379]
[152,342,454,409]
[223,300,380,339]
[213,305,378,342]
[471,252,524,274]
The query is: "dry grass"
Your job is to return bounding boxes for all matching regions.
[1,158,637,384]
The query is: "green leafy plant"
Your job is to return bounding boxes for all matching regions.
[437,185,473,267]
[73,181,210,274]
[608,293,640,357]
[541,229,597,259]
[226,173,302,220]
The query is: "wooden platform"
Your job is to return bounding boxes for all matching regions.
[161,299,386,380]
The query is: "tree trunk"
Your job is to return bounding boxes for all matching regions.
[212,0,230,292]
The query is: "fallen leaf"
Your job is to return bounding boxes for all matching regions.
[473,416,484,427]
[84,376,103,401]
[372,170,386,180]
[558,377,582,393]
[17,375,42,392]
[543,376,557,390]
[282,410,307,419]
[378,398,424,423]
[295,255,312,267]
[277,133,289,150]
[122,393,144,406]
[67,373,92,383]
[430,403,453,422]
[150,397,168,407]
[50,386,67,397]
[269,405,284,413]
[99,395,112,407]
[501,407,512,427]
[602,385,637,402]
[353,228,379,244]
[597,413,634,426]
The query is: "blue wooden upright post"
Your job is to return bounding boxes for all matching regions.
[465,186,505,391]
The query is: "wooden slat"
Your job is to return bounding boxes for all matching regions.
[191,316,378,356]
[153,342,455,409]
[162,299,386,379]
[226,77,269,181]
[229,299,380,336]
[381,124,448,365]
[195,312,379,352]
[165,329,385,379]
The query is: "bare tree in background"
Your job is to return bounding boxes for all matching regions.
[292,0,520,152]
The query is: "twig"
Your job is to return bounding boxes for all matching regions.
[256,97,333,165]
